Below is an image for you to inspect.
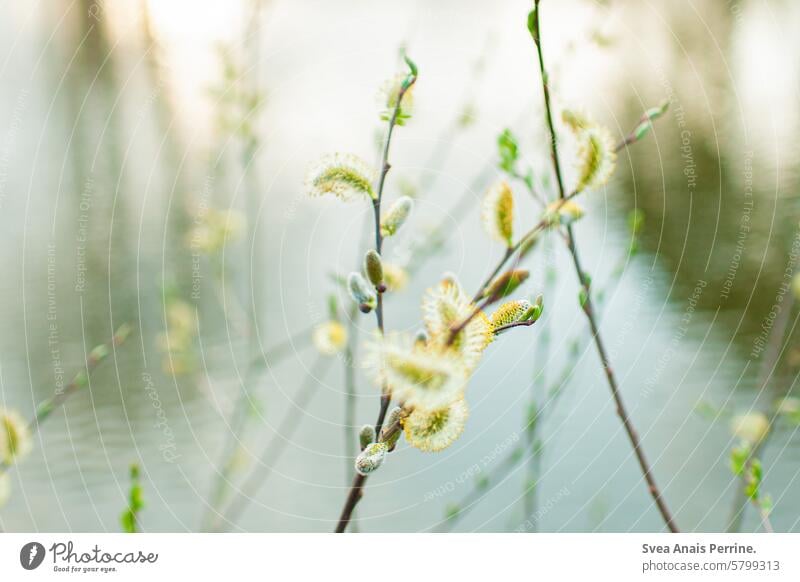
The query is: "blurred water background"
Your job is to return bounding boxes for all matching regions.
[0,0,799,532]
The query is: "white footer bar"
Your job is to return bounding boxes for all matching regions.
[1,534,797,581]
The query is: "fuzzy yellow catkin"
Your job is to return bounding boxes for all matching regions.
[546,199,585,226]
[422,276,491,370]
[365,332,467,411]
[380,196,413,237]
[482,181,515,246]
[312,321,348,356]
[561,109,617,191]
[576,126,617,191]
[730,413,770,446]
[379,73,415,122]
[0,409,32,465]
[306,153,376,201]
[404,398,469,453]
[382,262,408,292]
[490,300,534,330]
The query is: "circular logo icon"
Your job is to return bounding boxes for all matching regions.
[20,542,45,570]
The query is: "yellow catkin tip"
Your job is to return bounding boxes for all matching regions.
[365,332,467,411]
[482,181,515,246]
[313,321,348,356]
[0,409,32,465]
[404,399,469,452]
[490,300,533,330]
[730,413,770,445]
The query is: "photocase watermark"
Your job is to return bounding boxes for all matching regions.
[423,432,520,502]
[0,88,29,211]
[609,274,654,361]
[19,540,158,574]
[720,151,754,302]
[750,226,800,359]
[46,243,66,396]
[515,486,571,532]
[20,542,46,570]
[641,279,707,399]
[75,175,94,294]
[142,373,180,463]
[189,175,215,301]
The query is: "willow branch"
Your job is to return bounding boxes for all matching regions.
[335,68,417,534]
[0,324,132,476]
[531,0,679,532]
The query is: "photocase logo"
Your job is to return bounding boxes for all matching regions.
[20,542,46,570]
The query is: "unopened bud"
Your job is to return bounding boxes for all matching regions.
[529,294,544,323]
[359,425,376,451]
[355,442,388,475]
[348,272,377,311]
[380,196,413,237]
[484,269,529,301]
[380,407,404,452]
[364,250,384,287]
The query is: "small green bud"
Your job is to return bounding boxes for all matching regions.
[114,323,133,345]
[730,444,750,476]
[484,269,529,301]
[628,208,645,236]
[364,250,384,287]
[380,407,403,452]
[89,344,109,363]
[327,294,339,321]
[359,425,376,451]
[380,196,413,237]
[445,503,461,521]
[529,294,544,323]
[578,288,589,308]
[403,54,418,79]
[355,442,388,476]
[414,330,429,346]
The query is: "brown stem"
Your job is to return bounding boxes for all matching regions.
[531,1,679,532]
[493,319,537,335]
[472,247,513,303]
[334,70,417,533]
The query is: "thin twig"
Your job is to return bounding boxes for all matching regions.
[211,356,333,530]
[0,324,132,475]
[726,290,796,532]
[335,67,417,534]
[530,0,679,532]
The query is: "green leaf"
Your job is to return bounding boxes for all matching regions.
[730,445,749,476]
[403,54,418,78]
[627,209,645,236]
[578,288,588,308]
[497,129,519,173]
[445,503,461,520]
[527,8,539,43]
[760,494,773,515]
[694,400,718,421]
[526,401,539,433]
